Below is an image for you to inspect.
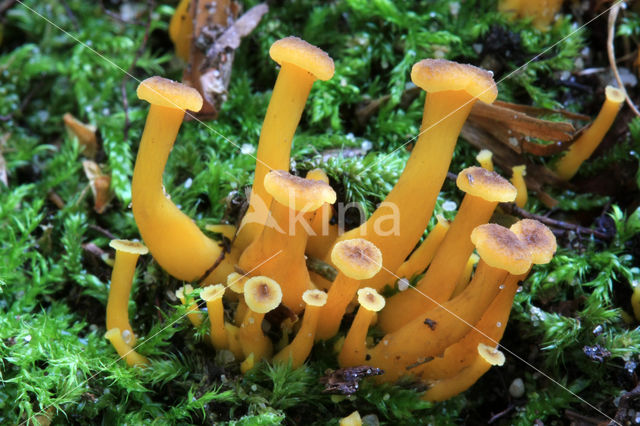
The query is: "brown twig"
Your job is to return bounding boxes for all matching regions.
[121,0,154,141]
[88,224,117,240]
[306,256,338,282]
[488,404,515,424]
[500,203,612,240]
[607,2,640,116]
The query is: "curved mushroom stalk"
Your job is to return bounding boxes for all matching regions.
[394,215,449,281]
[235,37,335,250]
[105,328,149,367]
[422,344,505,402]
[338,288,385,368]
[327,60,497,291]
[511,165,527,208]
[379,167,516,333]
[132,76,225,283]
[369,224,530,382]
[554,86,625,180]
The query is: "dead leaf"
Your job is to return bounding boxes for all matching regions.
[82,160,111,214]
[63,113,98,158]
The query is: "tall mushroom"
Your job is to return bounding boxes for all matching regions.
[379,167,517,332]
[235,37,335,250]
[327,59,497,291]
[132,76,225,283]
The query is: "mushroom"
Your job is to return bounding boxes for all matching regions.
[238,276,282,364]
[511,165,527,208]
[315,238,383,341]
[305,168,341,260]
[132,76,226,283]
[415,220,555,384]
[338,287,385,367]
[273,289,328,368]
[498,0,564,31]
[450,253,480,298]
[175,284,203,328]
[238,170,336,313]
[395,215,450,280]
[379,167,517,333]
[106,239,148,346]
[368,224,530,382]
[168,0,192,61]
[554,86,625,180]
[235,37,335,250]
[422,343,505,401]
[200,284,228,350]
[227,272,249,326]
[476,149,494,171]
[328,59,497,291]
[105,328,148,367]
[339,411,363,426]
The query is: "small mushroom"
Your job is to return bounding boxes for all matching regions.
[200,284,228,350]
[273,289,328,368]
[106,239,148,346]
[315,239,382,341]
[338,287,385,367]
[554,86,625,180]
[511,165,527,208]
[104,328,148,367]
[475,149,494,171]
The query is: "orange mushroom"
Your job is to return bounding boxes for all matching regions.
[105,328,149,367]
[106,239,148,346]
[379,167,517,333]
[476,149,494,171]
[200,284,228,350]
[394,215,450,280]
[236,37,335,250]
[239,170,336,313]
[511,165,527,208]
[328,59,497,291]
[498,0,564,30]
[554,86,625,180]
[369,224,530,382]
[315,238,383,341]
[305,168,341,260]
[338,287,385,367]
[273,289,328,368]
[132,76,226,283]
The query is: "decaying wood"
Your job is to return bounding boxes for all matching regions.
[183,1,267,120]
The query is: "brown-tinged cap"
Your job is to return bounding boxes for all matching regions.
[457,167,517,203]
[478,343,505,366]
[331,239,382,280]
[244,276,283,314]
[270,36,335,81]
[605,85,625,104]
[411,59,497,104]
[305,168,330,184]
[201,284,225,302]
[357,287,385,312]
[302,289,328,307]
[109,239,149,255]
[264,170,336,212]
[137,76,203,112]
[470,224,531,274]
[510,219,557,265]
[227,272,246,294]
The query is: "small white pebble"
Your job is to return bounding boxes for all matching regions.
[383,393,390,401]
[183,177,193,189]
[442,200,457,211]
[509,378,525,398]
[24,335,32,343]
[398,278,410,292]
[251,384,257,392]
[361,140,373,151]
[241,143,255,155]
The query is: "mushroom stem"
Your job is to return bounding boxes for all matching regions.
[176,285,203,328]
[315,274,361,340]
[422,344,505,402]
[201,284,228,350]
[395,215,449,280]
[511,165,527,208]
[273,290,327,368]
[239,309,272,361]
[338,288,385,367]
[554,86,625,180]
[106,240,148,346]
[105,328,148,367]
[132,77,224,283]
[476,149,494,171]
[450,253,480,298]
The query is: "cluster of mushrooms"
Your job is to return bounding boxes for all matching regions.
[104,36,563,402]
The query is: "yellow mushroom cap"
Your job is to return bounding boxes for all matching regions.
[109,239,149,255]
[470,224,531,274]
[456,167,517,203]
[269,36,335,81]
[302,289,328,307]
[175,284,194,301]
[476,149,493,166]
[510,219,557,265]
[264,170,336,212]
[357,287,385,312]
[411,59,498,104]
[331,238,383,280]
[605,85,626,104]
[137,76,203,112]
[478,343,505,366]
[305,168,330,184]
[244,276,283,314]
[227,272,246,294]
[201,284,225,302]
